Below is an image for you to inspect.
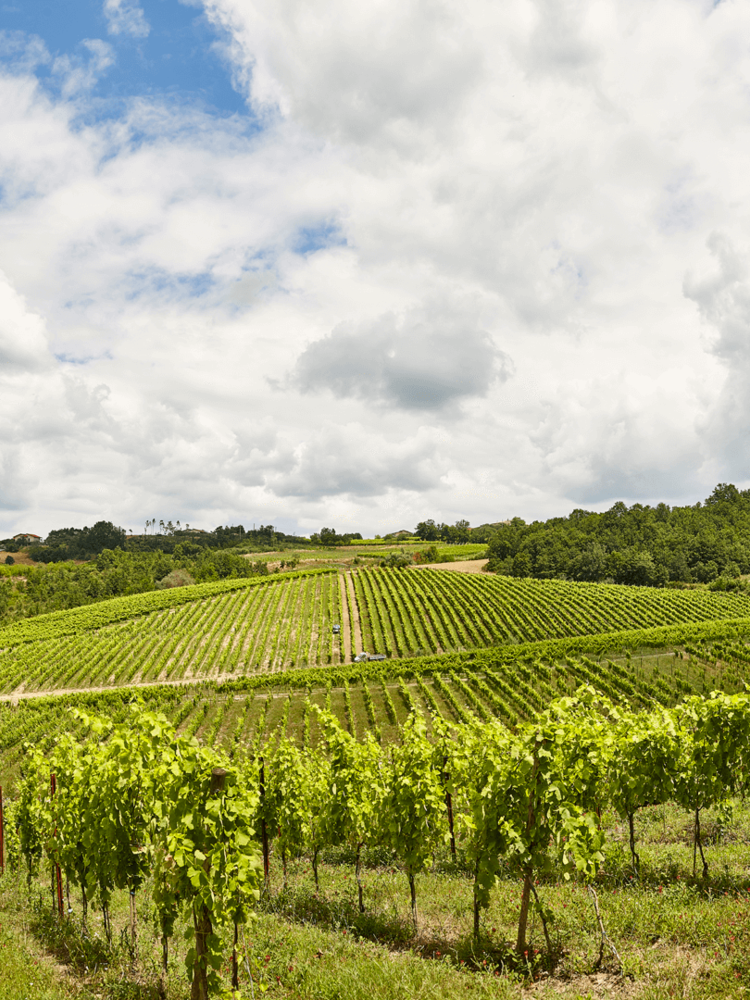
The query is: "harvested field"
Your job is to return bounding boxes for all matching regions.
[414,558,489,573]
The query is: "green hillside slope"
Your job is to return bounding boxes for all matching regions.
[1,566,750,695]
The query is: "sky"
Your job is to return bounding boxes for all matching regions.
[1,0,750,538]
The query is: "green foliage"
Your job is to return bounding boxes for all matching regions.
[17,706,262,996]
[379,551,413,569]
[486,483,750,586]
[414,519,472,543]
[310,527,363,546]
[12,682,750,986]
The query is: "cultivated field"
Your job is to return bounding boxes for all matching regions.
[3,568,750,1000]
[2,567,750,694]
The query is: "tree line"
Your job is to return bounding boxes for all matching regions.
[484,483,750,587]
[0,521,310,561]
[0,545,269,627]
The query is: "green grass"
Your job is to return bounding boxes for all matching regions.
[0,883,76,1000]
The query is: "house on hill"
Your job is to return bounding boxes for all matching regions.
[13,533,41,544]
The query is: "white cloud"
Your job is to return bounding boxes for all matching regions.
[0,272,50,372]
[683,233,750,473]
[103,0,150,39]
[291,299,511,411]
[264,422,448,498]
[4,0,750,534]
[0,30,50,74]
[52,39,115,98]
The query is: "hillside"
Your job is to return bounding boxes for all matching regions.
[4,563,750,1000]
[2,567,750,695]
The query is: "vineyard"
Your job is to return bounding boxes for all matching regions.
[7,681,750,998]
[0,630,748,789]
[1,567,750,695]
[3,567,750,999]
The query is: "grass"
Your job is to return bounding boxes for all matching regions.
[0,882,77,999]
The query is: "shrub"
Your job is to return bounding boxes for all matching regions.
[156,568,196,589]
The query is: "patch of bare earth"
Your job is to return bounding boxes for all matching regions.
[345,572,363,656]
[0,672,264,704]
[0,550,38,567]
[413,559,489,573]
[339,573,352,662]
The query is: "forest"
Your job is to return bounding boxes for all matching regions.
[483,483,750,587]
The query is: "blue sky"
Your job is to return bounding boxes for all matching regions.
[1,0,750,538]
[1,0,247,115]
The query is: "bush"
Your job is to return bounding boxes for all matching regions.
[4,555,14,565]
[156,568,196,589]
[412,545,439,565]
[380,552,413,569]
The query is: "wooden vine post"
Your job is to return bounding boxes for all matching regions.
[231,920,239,993]
[515,744,539,957]
[442,756,457,862]
[259,758,270,892]
[50,774,64,920]
[191,767,227,1000]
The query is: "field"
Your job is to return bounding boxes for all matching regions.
[2,566,750,695]
[3,567,750,999]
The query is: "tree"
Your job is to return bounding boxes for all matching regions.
[569,542,608,582]
[415,519,440,541]
[705,483,742,507]
[454,519,471,543]
[83,521,126,554]
[511,551,532,577]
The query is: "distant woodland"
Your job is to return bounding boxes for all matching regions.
[483,483,750,588]
[0,538,268,625]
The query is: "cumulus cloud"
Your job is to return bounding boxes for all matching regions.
[264,423,447,498]
[684,233,750,367]
[103,0,150,39]
[52,39,115,98]
[0,273,50,372]
[684,234,750,473]
[6,0,750,533]
[0,30,50,74]
[291,302,511,411]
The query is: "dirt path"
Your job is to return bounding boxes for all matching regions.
[345,572,363,657]
[339,573,352,662]
[0,671,267,705]
[412,559,489,573]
